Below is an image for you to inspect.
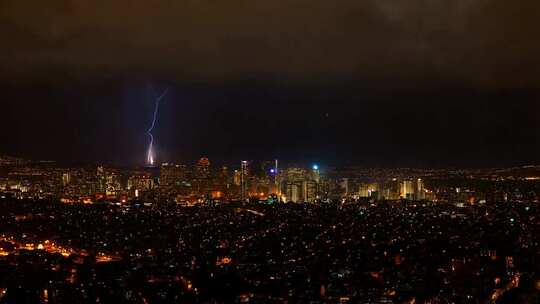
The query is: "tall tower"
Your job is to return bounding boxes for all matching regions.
[97,166,106,193]
[196,157,211,179]
[272,159,280,195]
[415,178,425,200]
[241,161,249,201]
[312,164,320,183]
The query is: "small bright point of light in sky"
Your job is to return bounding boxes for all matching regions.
[313,165,319,170]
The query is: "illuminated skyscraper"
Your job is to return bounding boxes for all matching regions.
[128,173,154,192]
[241,161,249,201]
[97,166,106,193]
[285,182,302,203]
[340,178,350,197]
[312,164,320,183]
[218,166,230,185]
[303,180,318,202]
[400,180,414,200]
[359,183,370,198]
[105,170,121,196]
[160,163,188,194]
[415,178,425,200]
[196,157,211,179]
[285,167,308,183]
[274,159,280,195]
[233,170,242,186]
[359,182,378,198]
[62,172,71,187]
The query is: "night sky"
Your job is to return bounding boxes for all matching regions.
[1,0,539,167]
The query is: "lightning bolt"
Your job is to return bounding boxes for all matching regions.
[146,89,168,166]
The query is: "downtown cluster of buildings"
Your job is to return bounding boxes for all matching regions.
[0,156,417,204]
[161,159,324,204]
[0,156,539,302]
[1,155,540,206]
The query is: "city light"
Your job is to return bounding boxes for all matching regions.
[1,0,536,301]
[0,156,538,302]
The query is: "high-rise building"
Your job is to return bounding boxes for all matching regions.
[359,182,378,198]
[233,170,242,186]
[105,170,121,197]
[400,180,414,199]
[271,159,280,195]
[312,164,321,184]
[96,166,106,193]
[285,182,302,203]
[160,163,188,194]
[220,166,230,183]
[196,157,211,179]
[303,180,318,202]
[128,173,154,193]
[62,172,71,187]
[194,158,212,195]
[340,178,350,197]
[285,168,308,183]
[415,178,425,200]
[280,166,323,202]
[241,161,249,201]
[389,178,401,200]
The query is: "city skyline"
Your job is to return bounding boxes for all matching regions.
[4,153,540,204]
[1,1,539,302]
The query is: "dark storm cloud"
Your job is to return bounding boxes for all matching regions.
[1,0,539,87]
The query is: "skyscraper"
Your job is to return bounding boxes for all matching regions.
[160,163,188,195]
[400,180,414,200]
[285,182,302,203]
[233,170,242,186]
[273,159,280,195]
[312,164,320,184]
[128,172,154,193]
[303,180,318,202]
[96,166,105,193]
[196,157,211,179]
[241,161,249,201]
[415,178,425,200]
[62,172,71,187]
